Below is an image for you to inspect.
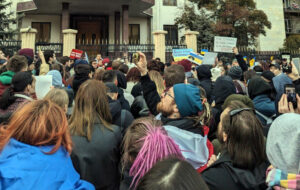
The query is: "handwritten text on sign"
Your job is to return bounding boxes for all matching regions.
[214,36,237,53]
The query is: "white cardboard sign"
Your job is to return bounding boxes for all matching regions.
[35,75,52,99]
[214,36,237,53]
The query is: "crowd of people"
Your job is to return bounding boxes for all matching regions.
[0,47,299,190]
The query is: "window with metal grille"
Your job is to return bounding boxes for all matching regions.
[32,22,51,42]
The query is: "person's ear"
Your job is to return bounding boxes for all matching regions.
[115,80,118,86]
[202,98,207,104]
[223,132,228,142]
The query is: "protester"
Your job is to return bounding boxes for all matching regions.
[105,82,134,134]
[137,158,209,190]
[177,59,193,78]
[0,72,35,123]
[47,70,63,87]
[39,50,55,75]
[233,47,248,72]
[266,113,300,189]
[0,55,28,97]
[148,70,165,97]
[121,117,183,190]
[202,101,269,190]
[0,100,94,189]
[125,67,141,95]
[102,70,131,110]
[69,80,121,190]
[72,60,92,97]
[119,64,129,75]
[248,77,276,125]
[136,52,185,115]
[44,88,69,113]
[18,48,34,72]
[196,65,213,103]
[227,66,247,95]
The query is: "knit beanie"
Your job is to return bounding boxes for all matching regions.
[47,70,63,87]
[266,113,300,174]
[261,71,275,81]
[173,83,203,117]
[18,48,34,59]
[228,66,243,80]
[222,94,255,110]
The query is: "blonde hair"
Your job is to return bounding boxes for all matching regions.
[149,70,165,96]
[44,88,69,110]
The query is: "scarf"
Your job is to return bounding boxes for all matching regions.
[266,165,300,190]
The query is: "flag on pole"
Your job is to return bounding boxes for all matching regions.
[249,57,256,67]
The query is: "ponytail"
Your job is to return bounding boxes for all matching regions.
[0,87,17,109]
[129,124,183,189]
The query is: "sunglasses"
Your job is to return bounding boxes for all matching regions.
[229,108,254,124]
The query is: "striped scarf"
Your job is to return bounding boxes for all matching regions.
[266,165,300,190]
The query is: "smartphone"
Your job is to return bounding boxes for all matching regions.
[281,53,291,63]
[132,53,140,64]
[285,84,297,109]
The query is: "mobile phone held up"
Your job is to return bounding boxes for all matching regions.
[285,84,297,109]
[132,53,140,64]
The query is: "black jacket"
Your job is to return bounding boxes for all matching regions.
[130,95,149,119]
[71,120,121,190]
[196,65,213,103]
[235,54,248,72]
[140,74,161,116]
[202,152,269,190]
[118,88,131,111]
[108,97,134,135]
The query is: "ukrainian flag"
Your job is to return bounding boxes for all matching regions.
[188,52,204,65]
[201,49,208,55]
[249,57,256,67]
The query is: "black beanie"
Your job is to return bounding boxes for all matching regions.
[261,71,275,81]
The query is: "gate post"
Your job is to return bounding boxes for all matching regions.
[63,29,78,56]
[153,30,167,63]
[185,31,199,53]
[20,27,37,51]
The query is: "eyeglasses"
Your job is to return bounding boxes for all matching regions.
[163,91,174,99]
[229,108,254,124]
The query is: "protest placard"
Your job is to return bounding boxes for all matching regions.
[202,52,218,65]
[214,36,237,53]
[292,58,300,73]
[35,75,52,99]
[187,52,203,65]
[70,49,83,59]
[172,49,193,61]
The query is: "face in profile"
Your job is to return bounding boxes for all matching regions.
[157,87,176,117]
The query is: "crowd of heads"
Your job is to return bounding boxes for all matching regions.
[0,47,299,190]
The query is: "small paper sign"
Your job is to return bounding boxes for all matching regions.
[35,75,52,99]
[70,49,83,59]
[202,52,218,65]
[214,36,237,53]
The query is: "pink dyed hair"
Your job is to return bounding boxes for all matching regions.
[129,122,183,189]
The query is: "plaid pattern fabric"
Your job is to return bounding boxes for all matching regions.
[266,165,300,190]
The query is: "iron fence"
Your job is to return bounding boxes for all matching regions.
[35,42,63,56]
[0,40,21,57]
[77,43,155,61]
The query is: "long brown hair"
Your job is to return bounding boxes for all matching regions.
[221,101,266,169]
[0,100,72,154]
[69,79,112,141]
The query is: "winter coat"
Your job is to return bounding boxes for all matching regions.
[0,70,14,97]
[140,74,161,116]
[130,95,150,118]
[202,151,269,190]
[72,74,89,97]
[0,138,94,190]
[108,97,134,135]
[71,120,121,190]
[118,88,131,111]
[196,65,213,103]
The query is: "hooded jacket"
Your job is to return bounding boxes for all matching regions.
[202,151,269,190]
[0,70,14,97]
[71,120,121,190]
[197,65,213,102]
[0,138,94,190]
[211,76,236,139]
[248,77,276,124]
[108,96,134,135]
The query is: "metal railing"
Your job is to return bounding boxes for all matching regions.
[0,40,21,57]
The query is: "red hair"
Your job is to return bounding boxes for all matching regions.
[0,100,72,154]
[177,59,192,72]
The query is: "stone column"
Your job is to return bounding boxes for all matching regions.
[153,30,167,62]
[115,12,121,44]
[122,5,129,44]
[20,27,37,51]
[63,29,78,56]
[184,31,199,53]
[62,3,70,30]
